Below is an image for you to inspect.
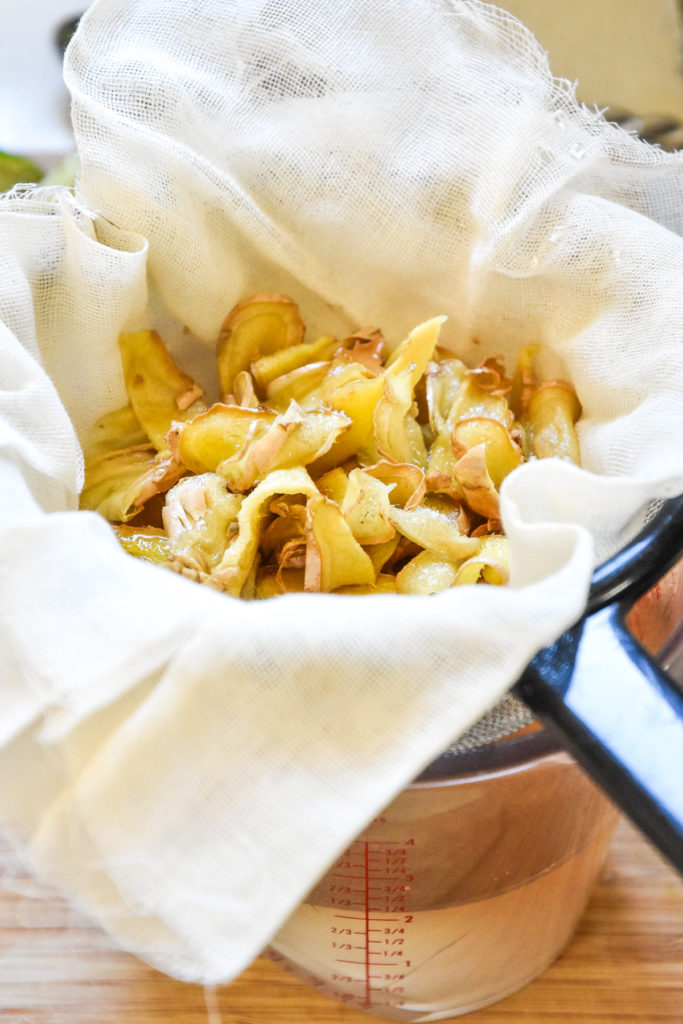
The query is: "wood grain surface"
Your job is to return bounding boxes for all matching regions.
[0,816,680,1023]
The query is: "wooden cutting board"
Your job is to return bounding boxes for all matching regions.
[0,815,680,1023]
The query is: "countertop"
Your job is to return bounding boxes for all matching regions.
[0,815,681,1023]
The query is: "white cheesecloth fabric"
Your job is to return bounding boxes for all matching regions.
[1,0,683,985]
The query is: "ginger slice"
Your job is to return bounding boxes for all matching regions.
[118,329,204,452]
[217,293,305,397]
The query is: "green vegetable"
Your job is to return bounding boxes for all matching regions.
[0,152,42,192]
[55,16,81,55]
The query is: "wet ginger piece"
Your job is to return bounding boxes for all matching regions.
[216,293,305,397]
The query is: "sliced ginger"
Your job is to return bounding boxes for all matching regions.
[82,294,581,599]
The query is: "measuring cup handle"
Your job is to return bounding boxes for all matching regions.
[514,603,683,874]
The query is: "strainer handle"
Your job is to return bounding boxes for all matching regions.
[588,495,683,612]
[514,495,683,874]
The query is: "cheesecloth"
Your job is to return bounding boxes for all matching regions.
[1,0,683,985]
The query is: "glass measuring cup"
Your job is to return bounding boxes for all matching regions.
[267,731,618,1020]
[267,556,683,1021]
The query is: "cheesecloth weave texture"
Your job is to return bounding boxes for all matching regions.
[1,0,683,986]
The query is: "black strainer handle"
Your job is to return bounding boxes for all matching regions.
[513,495,683,874]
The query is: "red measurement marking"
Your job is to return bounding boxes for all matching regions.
[335,959,406,967]
[367,877,411,884]
[363,840,371,1007]
[329,839,415,1012]
[366,838,405,844]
